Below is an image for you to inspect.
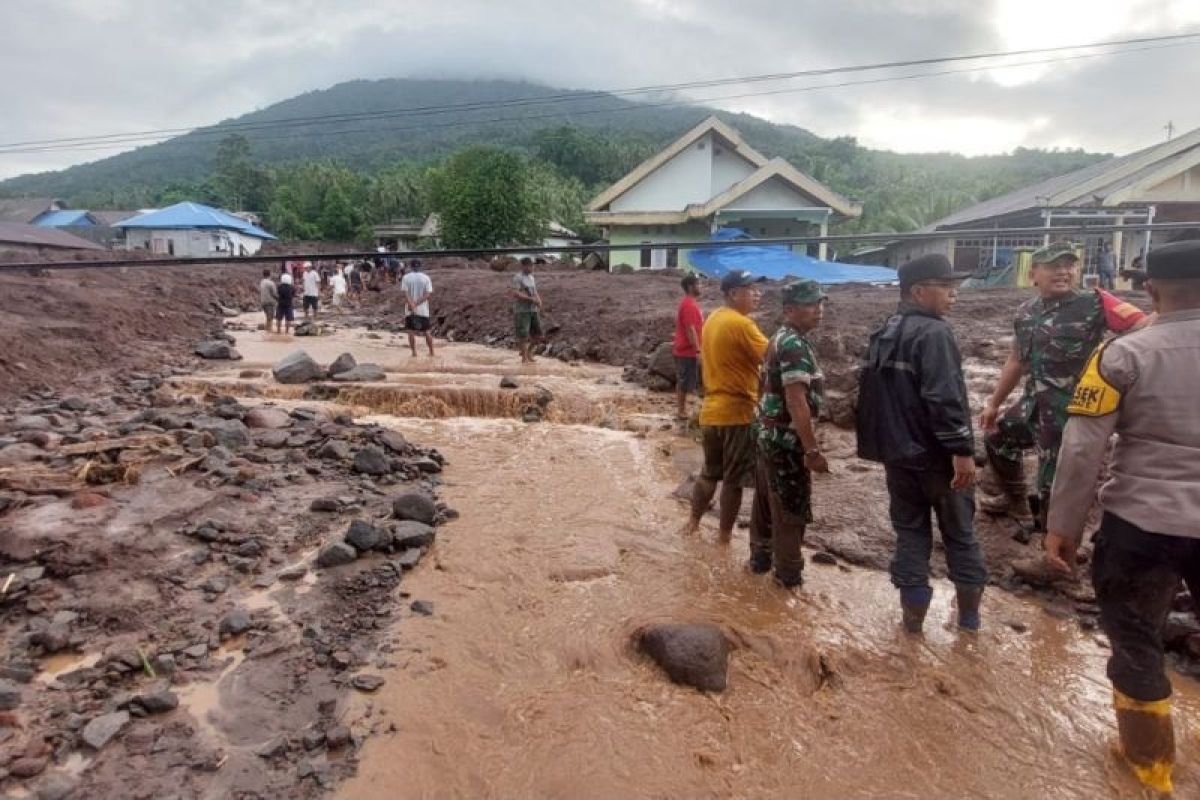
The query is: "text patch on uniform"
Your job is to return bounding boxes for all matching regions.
[1067,346,1121,416]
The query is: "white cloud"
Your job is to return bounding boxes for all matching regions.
[1,0,1198,180]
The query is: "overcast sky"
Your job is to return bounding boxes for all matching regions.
[2,0,1198,180]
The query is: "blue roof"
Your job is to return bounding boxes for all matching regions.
[689,228,897,285]
[34,210,94,227]
[114,202,276,240]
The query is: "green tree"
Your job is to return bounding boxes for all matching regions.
[429,146,541,248]
[266,161,369,242]
[213,134,272,212]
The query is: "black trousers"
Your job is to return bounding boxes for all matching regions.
[1093,512,1200,701]
[885,464,987,589]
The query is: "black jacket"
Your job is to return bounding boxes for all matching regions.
[856,302,974,468]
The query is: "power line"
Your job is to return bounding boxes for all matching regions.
[2,221,1195,272]
[1,30,1196,156]
[4,39,1193,158]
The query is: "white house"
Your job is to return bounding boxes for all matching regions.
[584,116,860,269]
[115,201,277,257]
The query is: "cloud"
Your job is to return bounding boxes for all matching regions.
[1,0,1198,179]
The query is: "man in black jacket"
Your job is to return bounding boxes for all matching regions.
[856,254,987,633]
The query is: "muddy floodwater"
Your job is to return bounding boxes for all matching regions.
[213,320,1200,799]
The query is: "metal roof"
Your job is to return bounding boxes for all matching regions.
[0,222,106,250]
[34,210,95,227]
[114,201,277,239]
[927,125,1200,231]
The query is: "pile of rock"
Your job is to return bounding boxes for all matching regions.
[316,491,440,570]
[271,350,386,385]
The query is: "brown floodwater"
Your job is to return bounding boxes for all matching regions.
[222,318,1200,799]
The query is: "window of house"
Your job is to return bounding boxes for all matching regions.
[667,247,679,269]
[640,243,652,269]
[655,225,664,235]
[641,226,650,235]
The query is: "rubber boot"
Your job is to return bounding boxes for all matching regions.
[899,586,933,634]
[746,550,772,575]
[1113,689,1174,795]
[980,452,1034,528]
[954,584,984,631]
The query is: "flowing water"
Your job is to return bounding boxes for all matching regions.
[211,319,1200,799]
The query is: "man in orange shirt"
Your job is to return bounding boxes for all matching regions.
[683,270,769,541]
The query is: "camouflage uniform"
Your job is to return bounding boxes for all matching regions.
[750,282,826,583]
[987,287,1142,523]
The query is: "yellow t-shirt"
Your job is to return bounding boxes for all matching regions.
[699,306,769,426]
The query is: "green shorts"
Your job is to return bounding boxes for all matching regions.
[515,310,543,339]
[699,424,756,488]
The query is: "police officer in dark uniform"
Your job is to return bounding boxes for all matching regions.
[857,254,987,633]
[1045,240,1200,795]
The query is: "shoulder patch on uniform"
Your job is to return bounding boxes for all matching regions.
[1067,341,1121,417]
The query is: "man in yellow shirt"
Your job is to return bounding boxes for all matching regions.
[683,270,769,540]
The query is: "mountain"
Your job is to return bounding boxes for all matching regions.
[0,78,1108,231]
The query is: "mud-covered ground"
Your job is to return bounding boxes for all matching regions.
[5,258,1193,799]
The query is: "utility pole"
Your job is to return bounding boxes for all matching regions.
[1165,121,1175,141]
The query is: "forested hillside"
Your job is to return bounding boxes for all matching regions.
[0,78,1107,240]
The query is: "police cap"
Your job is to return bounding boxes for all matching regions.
[1147,240,1200,280]
[898,254,954,288]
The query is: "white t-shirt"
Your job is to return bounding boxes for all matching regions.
[331,273,347,295]
[303,270,320,297]
[401,271,433,317]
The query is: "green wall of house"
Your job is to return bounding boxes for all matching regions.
[607,224,710,270]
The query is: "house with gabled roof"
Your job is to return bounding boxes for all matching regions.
[584,116,860,269]
[888,123,1200,279]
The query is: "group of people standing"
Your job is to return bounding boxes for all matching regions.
[675,242,1200,794]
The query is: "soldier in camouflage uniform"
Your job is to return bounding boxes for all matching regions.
[981,242,1146,536]
[748,280,829,589]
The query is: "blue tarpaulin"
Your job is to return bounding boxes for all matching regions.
[689,227,896,285]
[114,202,276,240]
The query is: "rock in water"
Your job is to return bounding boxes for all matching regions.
[638,623,730,692]
[392,521,435,550]
[316,542,357,568]
[376,430,408,454]
[273,350,323,384]
[331,364,386,382]
[353,446,389,475]
[327,352,357,378]
[499,375,519,389]
[81,711,131,750]
[194,340,241,360]
[392,491,438,525]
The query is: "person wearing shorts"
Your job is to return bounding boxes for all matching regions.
[401,260,435,357]
[672,273,704,419]
[682,270,768,541]
[508,258,543,363]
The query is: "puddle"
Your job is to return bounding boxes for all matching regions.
[175,647,247,745]
[36,651,103,685]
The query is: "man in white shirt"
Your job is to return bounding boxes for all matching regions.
[331,265,348,309]
[400,259,435,357]
[302,262,321,319]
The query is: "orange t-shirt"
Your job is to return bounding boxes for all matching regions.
[699,306,769,426]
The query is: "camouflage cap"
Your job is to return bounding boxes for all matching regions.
[1031,241,1080,264]
[781,279,826,306]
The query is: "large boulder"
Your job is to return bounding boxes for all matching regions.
[638,623,730,692]
[328,353,357,378]
[392,521,436,550]
[194,340,241,360]
[244,406,292,430]
[331,364,386,383]
[647,342,677,384]
[316,542,357,568]
[392,491,437,525]
[273,350,323,384]
[344,520,389,552]
[353,446,389,475]
[190,416,250,450]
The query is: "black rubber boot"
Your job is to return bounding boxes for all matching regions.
[899,586,933,634]
[981,450,1034,527]
[954,584,984,631]
[747,551,772,574]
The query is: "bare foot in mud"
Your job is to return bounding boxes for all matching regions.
[678,518,701,537]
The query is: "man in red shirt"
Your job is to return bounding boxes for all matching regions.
[672,274,705,419]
